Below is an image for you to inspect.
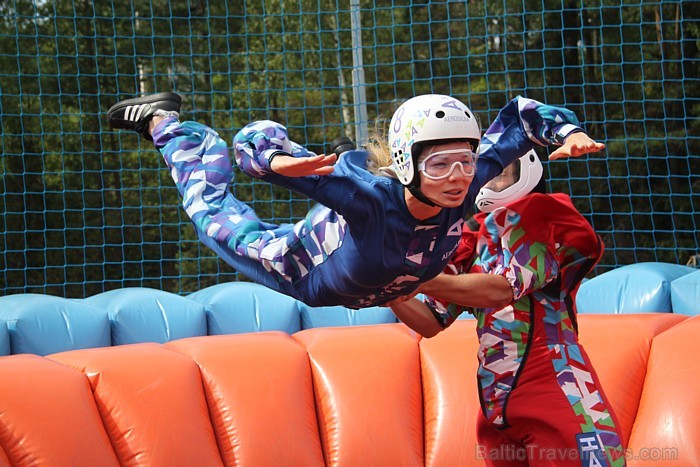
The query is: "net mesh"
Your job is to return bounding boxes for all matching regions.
[1,0,698,296]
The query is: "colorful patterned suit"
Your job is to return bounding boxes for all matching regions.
[427,193,626,466]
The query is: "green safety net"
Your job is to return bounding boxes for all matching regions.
[0,1,697,297]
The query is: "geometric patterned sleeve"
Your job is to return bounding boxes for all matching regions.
[471,96,584,200]
[422,293,467,329]
[511,96,584,146]
[476,206,559,300]
[232,120,317,178]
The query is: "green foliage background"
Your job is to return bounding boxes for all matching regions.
[0,0,698,297]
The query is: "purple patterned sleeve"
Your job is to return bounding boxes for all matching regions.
[471,97,584,198]
[232,120,317,179]
[513,96,583,146]
[422,295,465,328]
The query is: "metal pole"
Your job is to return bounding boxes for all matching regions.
[349,0,368,146]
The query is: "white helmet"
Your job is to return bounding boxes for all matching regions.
[475,149,543,212]
[388,94,481,186]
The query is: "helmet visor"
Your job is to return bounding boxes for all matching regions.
[417,149,477,180]
[483,159,521,193]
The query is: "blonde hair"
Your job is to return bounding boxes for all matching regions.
[364,120,396,178]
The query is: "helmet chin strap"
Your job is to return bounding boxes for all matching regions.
[408,184,439,208]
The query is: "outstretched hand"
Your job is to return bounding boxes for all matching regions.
[549,132,606,160]
[270,153,338,177]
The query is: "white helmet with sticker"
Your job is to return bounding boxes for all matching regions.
[388,94,481,186]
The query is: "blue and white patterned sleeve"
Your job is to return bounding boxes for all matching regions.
[469,96,584,198]
[231,120,385,221]
[512,96,583,146]
[232,120,317,178]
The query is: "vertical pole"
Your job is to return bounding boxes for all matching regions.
[349,0,368,146]
[136,12,145,94]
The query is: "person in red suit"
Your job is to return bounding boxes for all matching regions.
[389,150,627,466]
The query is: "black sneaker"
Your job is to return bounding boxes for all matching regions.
[107,92,181,141]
